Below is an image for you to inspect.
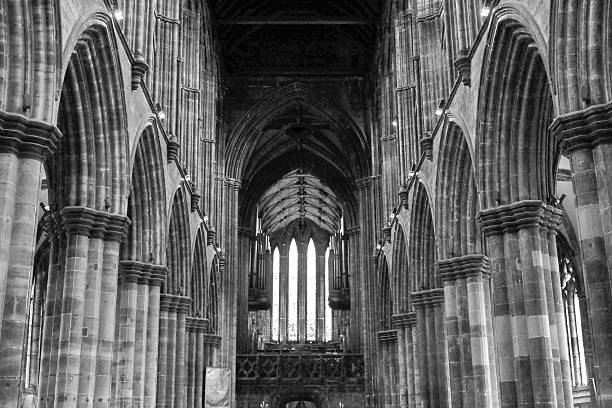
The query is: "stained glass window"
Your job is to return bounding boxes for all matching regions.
[306,239,316,340]
[287,239,298,341]
[271,247,280,341]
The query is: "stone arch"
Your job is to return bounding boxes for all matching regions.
[390,222,410,314]
[408,181,437,292]
[477,11,558,210]
[375,253,393,331]
[435,119,480,259]
[165,185,192,295]
[0,0,60,121]
[123,122,167,263]
[551,0,612,113]
[207,255,220,334]
[47,17,129,214]
[269,387,331,408]
[191,225,208,317]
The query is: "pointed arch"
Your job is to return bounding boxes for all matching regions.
[408,182,437,291]
[207,256,220,334]
[165,185,192,295]
[477,10,557,209]
[435,119,480,259]
[47,16,129,214]
[390,222,410,314]
[123,122,166,263]
[375,253,393,331]
[191,225,208,316]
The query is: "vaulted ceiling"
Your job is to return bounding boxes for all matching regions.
[212,0,382,74]
[258,170,342,234]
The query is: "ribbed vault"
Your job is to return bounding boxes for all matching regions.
[258,170,341,234]
[231,83,369,230]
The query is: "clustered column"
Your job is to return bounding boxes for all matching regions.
[314,240,328,342]
[157,294,191,408]
[377,330,400,408]
[278,244,289,342]
[391,312,418,408]
[185,317,209,408]
[0,113,59,407]
[478,201,573,407]
[438,254,498,408]
[412,288,447,407]
[111,261,166,407]
[37,207,130,408]
[552,105,612,404]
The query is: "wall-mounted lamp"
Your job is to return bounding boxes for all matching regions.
[392,119,398,127]
[39,202,51,213]
[114,8,124,20]
[480,6,491,17]
[435,99,445,116]
[156,102,166,121]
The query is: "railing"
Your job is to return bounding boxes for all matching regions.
[236,354,364,385]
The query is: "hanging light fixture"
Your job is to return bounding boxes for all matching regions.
[481,6,491,17]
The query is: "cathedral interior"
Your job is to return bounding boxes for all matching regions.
[1,0,612,407]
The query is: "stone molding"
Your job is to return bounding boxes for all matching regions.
[186,317,210,333]
[392,312,417,329]
[377,329,398,344]
[454,49,471,86]
[57,206,131,242]
[167,139,180,162]
[411,288,445,308]
[437,254,491,282]
[202,334,222,346]
[160,294,192,313]
[550,101,612,151]
[207,225,216,246]
[344,226,361,237]
[119,260,167,286]
[131,58,149,91]
[477,200,561,236]
[0,110,61,159]
[191,185,201,212]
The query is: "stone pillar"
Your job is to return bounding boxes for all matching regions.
[392,313,418,408]
[297,240,307,343]
[438,254,498,408]
[412,289,446,408]
[278,244,289,342]
[112,261,166,408]
[552,103,612,406]
[36,207,129,408]
[185,317,209,408]
[478,200,573,407]
[377,330,399,408]
[0,112,59,407]
[157,294,191,408]
[314,240,328,342]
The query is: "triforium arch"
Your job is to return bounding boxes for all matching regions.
[477,8,574,407]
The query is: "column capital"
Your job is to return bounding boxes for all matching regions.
[59,206,131,242]
[119,260,167,286]
[550,102,612,151]
[411,288,444,308]
[160,294,192,313]
[0,110,61,159]
[392,312,417,328]
[437,254,491,282]
[237,226,252,237]
[477,200,561,236]
[202,334,222,346]
[186,317,210,333]
[377,330,398,344]
[344,226,360,237]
